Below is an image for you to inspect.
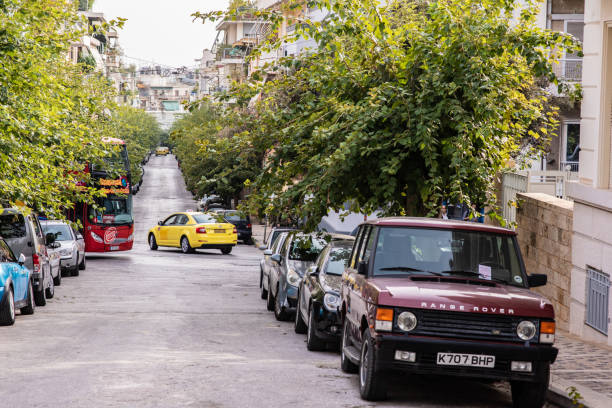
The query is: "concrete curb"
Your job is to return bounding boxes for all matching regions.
[547,375,612,408]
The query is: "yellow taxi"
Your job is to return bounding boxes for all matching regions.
[148,212,237,254]
[155,146,170,156]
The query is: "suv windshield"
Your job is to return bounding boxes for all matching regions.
[42,224,73,241]
[89,195,133,225]
[289,235,327,262]
[372,227,526,287]
[192,213,226,224]
[0,213,26,238]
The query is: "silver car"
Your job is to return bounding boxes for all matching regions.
[41,221,86,277]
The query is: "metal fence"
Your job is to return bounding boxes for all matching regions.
[561,161,579,172]
[586,267,610,335]
[552,59,583,82]
[501,172,528,226]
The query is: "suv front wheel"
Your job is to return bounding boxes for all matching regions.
[359,329,387,401]
[510,362,550,408]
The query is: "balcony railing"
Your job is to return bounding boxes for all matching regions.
[561,161,579,172]
[553,58,582,82]
[218,48,246,61]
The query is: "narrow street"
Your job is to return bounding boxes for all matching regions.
[0,156,534,407]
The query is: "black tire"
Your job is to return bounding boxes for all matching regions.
[511,362,550,408]
[221,247,232,255]
[0,287,16,326]
[274,284,290,321]
[71,256,80,277]
[181,236,193,254]
[266,279,275,311]
[34,287,46,307]
[359,329,387,401]
[260,270,268,300]
[53,266,61,286]
[20,280,35,315]
[294,294,307,334]
[149,234,158,250]
[45,275,55,299]
[79,254,86,270]
[306,305,326,351]
[341,318,359,373]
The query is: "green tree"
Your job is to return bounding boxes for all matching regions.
[0,0,121,218]
[112,106,165,185]
[194,0,580,229]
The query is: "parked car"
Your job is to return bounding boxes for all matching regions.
[41,221,86,277]
[0,209,54,306]
[0,238,35,325]
[295,238,354,350]
[148,212,237,254]
[266,232,328,321]
[260,231,290,301]
[198,194,221,211]
[339,218,556,407]
[259,227,296,250]
[218,210,252,245]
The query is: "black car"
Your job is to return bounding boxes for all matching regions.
[295,238,354,350]
[220,210,252,245]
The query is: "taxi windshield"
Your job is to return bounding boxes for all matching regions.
[192,213,226,224]
[372,227,526,287]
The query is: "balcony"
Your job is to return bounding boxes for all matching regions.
[561,161,579,172]
[553,58,582,82]
[218,47,247,64]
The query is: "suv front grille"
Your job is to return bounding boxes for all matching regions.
[397,310,537,342]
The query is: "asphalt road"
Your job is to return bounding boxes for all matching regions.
[0,155,543,407]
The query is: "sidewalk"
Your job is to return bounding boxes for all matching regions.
[548,331,612,408]
[250,223,611,408]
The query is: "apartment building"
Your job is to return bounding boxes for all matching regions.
[565,0,612,346]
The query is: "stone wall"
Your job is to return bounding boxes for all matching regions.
[516,193,574,331]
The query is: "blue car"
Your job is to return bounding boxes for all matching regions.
[0,237,35,326]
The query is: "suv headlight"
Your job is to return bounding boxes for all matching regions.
[287,269,300,287]
[323,293,340,310]
[397,311,418,332]
[517,320,537,341]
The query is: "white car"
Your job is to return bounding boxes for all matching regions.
[41,221,86,277]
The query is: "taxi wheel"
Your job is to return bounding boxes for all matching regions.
[149,234,158,250]
[221,247,232,255]
[0,287,15,326]
[20,281,35,315]
[181,236,194,254]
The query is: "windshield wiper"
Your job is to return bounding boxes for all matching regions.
[379,267,444,276]
[439,270,507,284]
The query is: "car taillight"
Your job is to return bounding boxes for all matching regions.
[233,228,237,234]
[32,253,40,273]
[247,224,252,229]
[196,227,207,234]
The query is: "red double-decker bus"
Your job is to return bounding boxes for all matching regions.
[67,138,134,252]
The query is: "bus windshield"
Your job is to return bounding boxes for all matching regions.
[88,195,133,225]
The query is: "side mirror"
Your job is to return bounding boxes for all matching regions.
[77,234,84,240]
[18,253,26,265]
[357,261,368,276]
[263,249,273,256]
[528,274,547,288]
[45,232,56,245]
[270,254,282,265]
[307,265,319,276]
[259,245,268,250]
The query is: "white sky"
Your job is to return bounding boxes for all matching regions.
[93,0,229,68]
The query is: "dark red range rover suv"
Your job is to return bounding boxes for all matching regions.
[340,218,556,408]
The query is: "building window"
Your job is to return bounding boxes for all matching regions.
[586,267,610,335]
[562,122,580,171]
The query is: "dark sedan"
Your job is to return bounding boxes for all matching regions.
[295,239,354,350]
[220,210,252,245]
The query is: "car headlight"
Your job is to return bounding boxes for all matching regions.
[287,269,300,287]
[517,320,537,341]
[397,311,418,332]
[323,293,341,310]
[59,249,71,257]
